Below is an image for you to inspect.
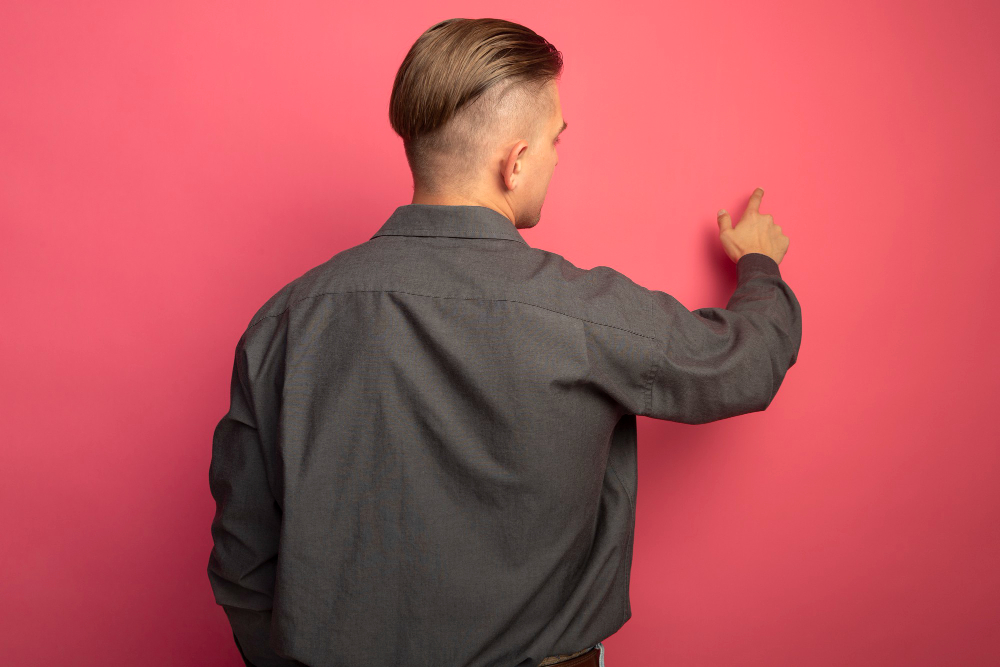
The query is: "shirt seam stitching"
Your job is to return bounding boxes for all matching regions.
[606,457,635,625]
[645,291,656,418]
[246,289,655,341]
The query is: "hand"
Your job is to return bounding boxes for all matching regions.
[717,187,789,265]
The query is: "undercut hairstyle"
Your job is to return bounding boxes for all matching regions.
[389,18,563,196]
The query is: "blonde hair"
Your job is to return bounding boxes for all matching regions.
[389,18,563,195]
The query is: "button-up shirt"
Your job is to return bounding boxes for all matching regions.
[208,203,802,667]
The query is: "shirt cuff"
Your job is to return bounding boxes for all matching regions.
[737,252,781,278]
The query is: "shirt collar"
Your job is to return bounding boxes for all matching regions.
[370,204,529,246]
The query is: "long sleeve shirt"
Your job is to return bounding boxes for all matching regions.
[207,203,802,667]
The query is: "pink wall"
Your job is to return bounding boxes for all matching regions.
[3,2,998,665]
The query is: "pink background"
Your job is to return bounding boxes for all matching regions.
[3,1,998,665]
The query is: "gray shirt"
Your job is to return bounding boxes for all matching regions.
[208,203,802,667]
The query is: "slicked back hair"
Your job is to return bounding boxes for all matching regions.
[389,18,564,195]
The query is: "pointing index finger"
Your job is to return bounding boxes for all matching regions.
[746,187,765,214]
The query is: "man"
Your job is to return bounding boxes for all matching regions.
[208,17,800,667]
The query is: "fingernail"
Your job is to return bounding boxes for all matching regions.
[717,209,726,216]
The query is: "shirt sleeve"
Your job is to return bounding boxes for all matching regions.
[208,335,301,667]
[643,252,802,424]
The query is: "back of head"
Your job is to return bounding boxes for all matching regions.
[389,18,563,197]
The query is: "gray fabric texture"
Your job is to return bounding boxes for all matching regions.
[208,204,802,667]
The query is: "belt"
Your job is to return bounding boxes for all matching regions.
[539,645,602,666]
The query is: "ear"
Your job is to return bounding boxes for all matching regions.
[502,141,528,190]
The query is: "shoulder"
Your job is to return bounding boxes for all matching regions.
[243,243,374,335]
[517,247,653,339]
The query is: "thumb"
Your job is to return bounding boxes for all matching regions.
[717,208,732,233]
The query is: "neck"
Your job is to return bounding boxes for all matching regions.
[410,190,517,227]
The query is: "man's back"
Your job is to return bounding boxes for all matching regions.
[208,204,802,667]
